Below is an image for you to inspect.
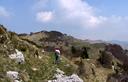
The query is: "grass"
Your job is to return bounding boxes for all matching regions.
[0,50,54,81]
[49,52,77,76]
[0,48,77,82]
[0,26,116,82]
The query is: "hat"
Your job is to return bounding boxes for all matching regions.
[55,49,60,54]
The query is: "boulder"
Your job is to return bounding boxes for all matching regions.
[9,49,25,64]
[48,68,83,82]
[6,71,19,81]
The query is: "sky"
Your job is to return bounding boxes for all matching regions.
[0,0,128,41]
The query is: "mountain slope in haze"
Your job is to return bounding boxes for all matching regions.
[110,40,128,49]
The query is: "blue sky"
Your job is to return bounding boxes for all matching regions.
[0,0,128,41]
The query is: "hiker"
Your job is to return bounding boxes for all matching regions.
[54,48,61,64]
[34,49,39,58]
[42,49,45,55]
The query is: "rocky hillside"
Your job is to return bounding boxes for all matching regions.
[0,25,77,82]
[0,24,128,82]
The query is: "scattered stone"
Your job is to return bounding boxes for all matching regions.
[14,80,21,82]
[6,71,20,82]
[48,74,83,82]
[64,64,70,67]
[56,68,65,75]
[31,67,38,71]
[9,49,25,64]
[38,56,42,59]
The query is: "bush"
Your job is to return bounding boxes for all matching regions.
[0,25,7,34]
[0,35,7,44]
[77,60,86,76]
[71,46,76,54]
[81,47,89,59]
[98,50,113,68]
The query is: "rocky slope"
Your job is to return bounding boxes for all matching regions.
[0,24,128,82]
[0,25,77,82]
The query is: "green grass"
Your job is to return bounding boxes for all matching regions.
[0,50,77,82]
[47,52,77,76]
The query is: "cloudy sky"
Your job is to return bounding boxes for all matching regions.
[0,0,128,41]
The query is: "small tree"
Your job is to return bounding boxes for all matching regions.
[71,46,76,54]
[81,47,89,59]
[99,50,113,68]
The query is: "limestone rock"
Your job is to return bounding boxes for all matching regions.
[9,49,25,64]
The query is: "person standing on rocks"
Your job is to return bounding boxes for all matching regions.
[54,48,61,64]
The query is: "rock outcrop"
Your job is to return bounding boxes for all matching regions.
[6,71,20,82]
[9,49,25,64]
[48,68,83,82]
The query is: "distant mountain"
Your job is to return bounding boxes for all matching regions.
[109,40,128,49]
[84,39,128,50]
[84,39,107,44]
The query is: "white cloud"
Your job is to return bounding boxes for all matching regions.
[58,0,101,27]
[34,0,105,27]
[34,0,128,29]
[36,11,53,22]
[0,6,10,18]
[33,0,48,11]
[34,0,128,41]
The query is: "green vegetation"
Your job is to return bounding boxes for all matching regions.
[0,49,77,82]
[0,25,127,82]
